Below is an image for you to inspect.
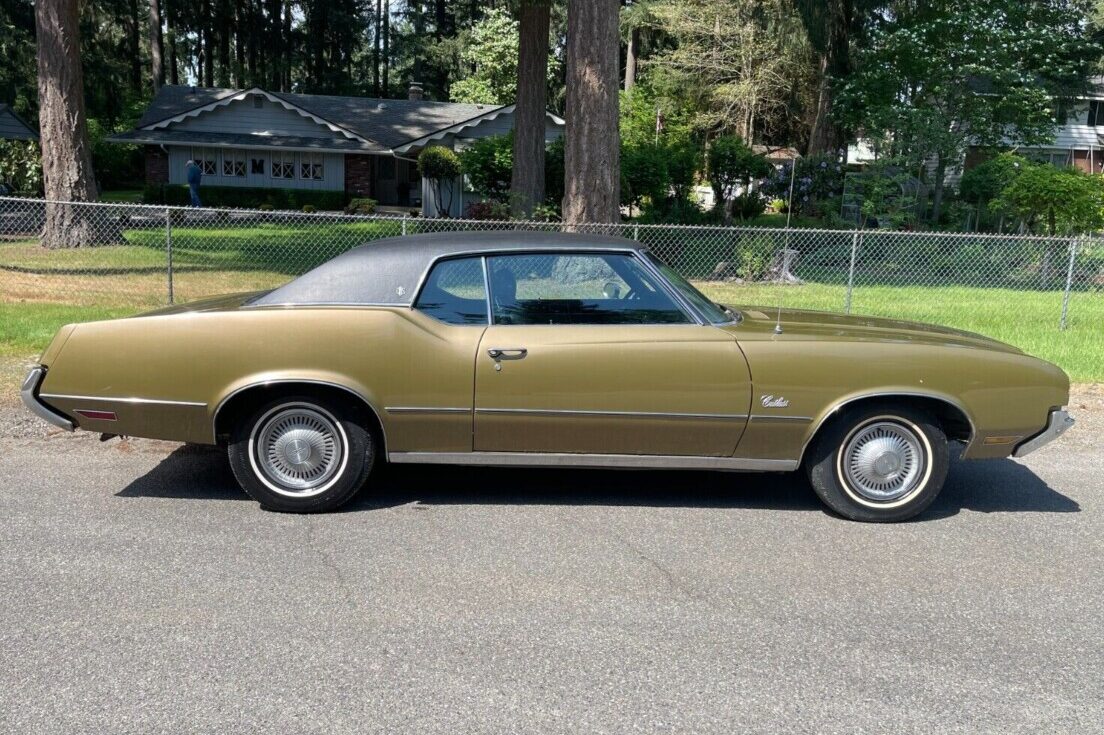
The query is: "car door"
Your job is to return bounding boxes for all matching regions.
[473,251,751,457]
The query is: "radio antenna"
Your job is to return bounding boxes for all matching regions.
[774,288,784,334]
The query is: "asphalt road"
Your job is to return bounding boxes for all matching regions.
[1,390,1102,734]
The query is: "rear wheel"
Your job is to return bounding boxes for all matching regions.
[805,404,949,522]
[228,396,375,512]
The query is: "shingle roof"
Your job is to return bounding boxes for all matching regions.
[0,103,38,141]
[108,128,383,153]
[135,85,506,149]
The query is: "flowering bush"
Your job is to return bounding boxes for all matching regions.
[759,153,846,215]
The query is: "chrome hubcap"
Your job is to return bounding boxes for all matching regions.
[254,406,343,495]
[841,421,926,502]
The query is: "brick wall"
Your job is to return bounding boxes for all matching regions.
[144,146,169,184]
[344,154,375,197]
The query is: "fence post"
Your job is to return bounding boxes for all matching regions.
[633,224,640,241]
[165,207,174,305]
[1059,237,1077,331]
[845,231,859,314]
[402,214,408,236]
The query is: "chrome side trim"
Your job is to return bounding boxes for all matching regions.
[795,390,978,463]
[749,415,814,423]
[243,301,403,309]
[1013,409,1074,458]
[40,393,207,407]
[385,406,471,414]
[388,451,798,472]
[211,379,388,449]
[475,407,749,420]
[20,367,74,431]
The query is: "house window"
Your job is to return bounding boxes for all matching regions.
[193,148,217,176]
[253,95,264,109]
[272,152,295,179]
[300,152,324,180]
[251,157,265,175]
[222,150,246,177]
[1090,101,1103,127]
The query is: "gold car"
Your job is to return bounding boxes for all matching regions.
[22,232,1074,521]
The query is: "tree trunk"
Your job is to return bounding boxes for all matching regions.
[216,0,231,86]
[128,0,142,91]
[799,0,851,155]
[562,0,621,225]
[149,0,164,92]
[167,0,179,84]
[624,27,638,91]
[202,0,214,85]
[382,0,391,95]
[373,0,382,96]
[233,0,245,86]
[511,1,550,218]
[806,57,836,155]
[435,0,451,95]
[35,0,106,247]
[412,1,424,84]
[931,152,947,224]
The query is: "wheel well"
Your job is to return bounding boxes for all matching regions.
[213,382,386,452]
[804,394,973,458]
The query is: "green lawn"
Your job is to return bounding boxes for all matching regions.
[99,189,145,203]
[1,220,1100,385]
[697,281,1103,383]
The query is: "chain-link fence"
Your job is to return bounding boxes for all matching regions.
[1,195,1101,379]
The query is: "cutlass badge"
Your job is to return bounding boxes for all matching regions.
[760,395,790,408]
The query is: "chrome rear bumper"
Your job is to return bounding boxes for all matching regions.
[1013,409,1074,458]
[21,366,75,431]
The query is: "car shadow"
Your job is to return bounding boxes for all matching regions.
[116,444,1080,519]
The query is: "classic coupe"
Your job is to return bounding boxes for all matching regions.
[23,231,1074,521]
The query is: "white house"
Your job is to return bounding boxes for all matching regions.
[110,84,563,216]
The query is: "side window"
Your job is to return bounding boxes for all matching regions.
[414,257,488,325]
[487,253,690,325]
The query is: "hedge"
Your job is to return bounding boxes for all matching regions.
[144,184,348,211]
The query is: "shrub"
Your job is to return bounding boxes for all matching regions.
[665,141,702,203]
[301,204,317,213]
[734,233,777,281]
[418,145,463,217]
[621,143,671,213]
[344,197,377,215]
[759,153,846,215]
[729,193,766,221]
[0,139,43,193]
[464,200,511,220]
[992,161,1104,235]
[144,184,347,211]
[459,133,513,200]
[706,136,770,222]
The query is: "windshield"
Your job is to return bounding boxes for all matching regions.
[644,252,735,325]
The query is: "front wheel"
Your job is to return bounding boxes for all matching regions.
[805,404,949,522]
[228,396,375,512]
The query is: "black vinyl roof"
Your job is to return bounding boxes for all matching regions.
[251,231,642,307]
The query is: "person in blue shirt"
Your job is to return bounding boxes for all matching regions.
[185,160,202,207]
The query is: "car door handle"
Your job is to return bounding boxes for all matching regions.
[487,347,527,360]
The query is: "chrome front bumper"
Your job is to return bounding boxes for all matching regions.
[1013,409,1074,458]
[20,366,74,431]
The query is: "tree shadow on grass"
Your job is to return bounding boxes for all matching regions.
[117,444,1079,520]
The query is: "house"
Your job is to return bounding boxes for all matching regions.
[110,84,564,216]
[0,104,37,141]
[848,78,1104,180]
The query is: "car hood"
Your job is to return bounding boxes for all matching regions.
[722,305,1023,354]
[134,290,273,317]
